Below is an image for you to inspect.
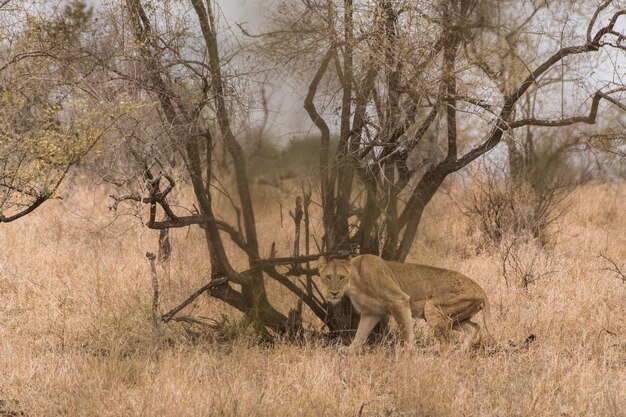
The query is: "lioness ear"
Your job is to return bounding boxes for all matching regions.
[318,256,327,269]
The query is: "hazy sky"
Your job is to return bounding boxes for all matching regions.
[219,0,312,140]
[219,0,267,28]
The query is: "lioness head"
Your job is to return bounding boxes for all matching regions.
[318,256,352,304]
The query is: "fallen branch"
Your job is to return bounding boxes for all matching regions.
[168,315,222,328]
[161,275,228,323]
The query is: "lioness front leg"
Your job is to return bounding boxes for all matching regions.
[389,301,415,347]
[348,314,381,351]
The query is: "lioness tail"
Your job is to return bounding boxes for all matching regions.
[480,296,497,346]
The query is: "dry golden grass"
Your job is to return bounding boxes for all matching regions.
[1,177,625,416]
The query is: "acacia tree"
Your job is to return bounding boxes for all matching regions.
[261,0,626,262]
[81,0,626,335]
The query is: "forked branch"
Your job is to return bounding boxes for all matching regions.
[599,252,626,283]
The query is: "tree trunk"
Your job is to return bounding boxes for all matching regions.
[396,168,448,262]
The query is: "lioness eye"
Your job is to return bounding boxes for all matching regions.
[339,275,345,281]
[324,275,331,280]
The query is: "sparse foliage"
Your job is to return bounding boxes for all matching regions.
[499,234,556,289]
[0,0,117,222]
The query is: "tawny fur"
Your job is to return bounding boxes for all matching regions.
[318,254,494,351]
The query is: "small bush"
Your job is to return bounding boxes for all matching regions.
[498,232,557,290]
[462,150,576,249]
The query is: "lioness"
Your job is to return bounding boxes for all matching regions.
[318,254,494,351]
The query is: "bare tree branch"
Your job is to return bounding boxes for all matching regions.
[509,91,625,129]
[449,12,626,173]
[263,266,327,322]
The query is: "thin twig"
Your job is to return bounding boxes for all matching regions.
[599,252,626,283]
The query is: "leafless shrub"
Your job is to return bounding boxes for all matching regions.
[499,233,556,290]
[463,148,575,250]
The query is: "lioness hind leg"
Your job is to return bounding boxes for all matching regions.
[431,298,482,347]
[424,301,450,344]
[454,321,480,349]
[349,314,381,350]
